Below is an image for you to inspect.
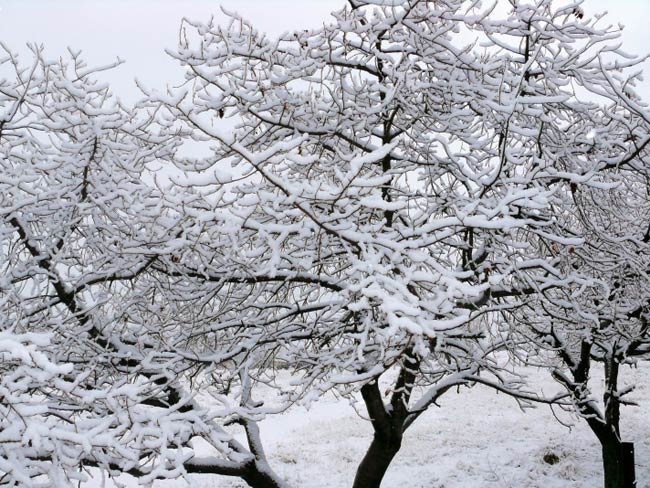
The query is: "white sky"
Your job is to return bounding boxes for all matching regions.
[0,0,649,103]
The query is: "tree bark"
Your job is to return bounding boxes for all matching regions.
[352,431,402,488]
[601,437,636,488]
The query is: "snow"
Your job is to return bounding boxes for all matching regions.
[82,365,650,488]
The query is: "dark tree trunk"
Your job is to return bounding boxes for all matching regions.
[599,356,636,488]
[601,437,636,488]
[352,432,402,488]
[352,360,421,488]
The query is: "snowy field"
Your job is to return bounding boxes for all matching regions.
[89,366,649,488]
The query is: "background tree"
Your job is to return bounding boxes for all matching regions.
[507,131,650,488]
[485,2,650,487]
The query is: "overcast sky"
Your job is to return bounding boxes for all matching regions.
[1,0,649,103]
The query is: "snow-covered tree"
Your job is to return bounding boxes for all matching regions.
[146,1,650,486]
[0,45,287,488]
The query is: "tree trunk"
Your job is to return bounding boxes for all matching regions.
[600,357,635,488]
[602,437,636,488]
[352,432,402,488]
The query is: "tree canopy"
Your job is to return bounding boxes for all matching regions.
[1,1,649,488]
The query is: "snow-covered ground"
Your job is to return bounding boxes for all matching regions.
[93,365,650,488]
